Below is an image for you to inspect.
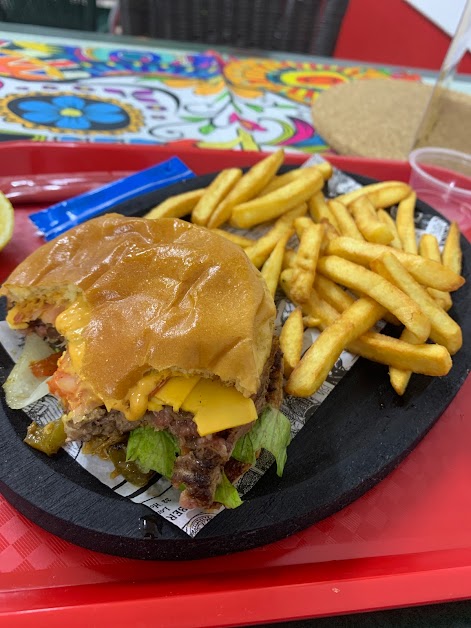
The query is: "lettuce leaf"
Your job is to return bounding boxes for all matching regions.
[214,471,243,508]
[126,426,179,479]
[232,406,291,476]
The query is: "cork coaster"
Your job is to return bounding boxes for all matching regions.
[311,79,471,160]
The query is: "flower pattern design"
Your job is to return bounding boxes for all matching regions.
[18,95,127,130]
[2,93,142,135]
[0,39,421,149]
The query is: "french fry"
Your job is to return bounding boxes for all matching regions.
[279,267,295,294]
[298,290,451,378]
[306,249,401,326]
[245,204,306,268]
[341,287,401,326]
[349,195,394,244]
[212,229,254,248]
[261,230,293,298]
[308,192,340,231]
[289,221,324,304]
[317,255,431,339]
[328,199,364,240]
[259,164,331,197]
[207,149,284,228]
[303,315,322,328]
[282,248,297,270]
[314,274,355,312]
[191,168,242,226]
[327,237,465,292]
[280,307,304,377]
[419,233,441,261]
[377,209,402,249]
[293,216,314,238]
[348,332,451,377]
[280,276,345,328]
[230,169,323,229]
[442,222,462,276]
[389,328,425,396]
[319,218,339,252]
[419,234,452,311]
[311,160,333,181]
[336,181,412,208]
[288,272,399,344]
[145,188,205,219]
[286,296,387,397]
[396,192,417,254]
[370,252,462,355]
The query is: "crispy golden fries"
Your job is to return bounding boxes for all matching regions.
[230,169,323,229]
[308,192,340,231]
[349,332,451,377]
[328,198,364,240]
[286,296,387,397]
[293,216,314,239]
[442,222,462,276]
[349,195,394,244]
[145,188,206,219]
[371,252,462,355]
[327,237,465,292]
[258,169,300,197]
[207,149,284,228]
[319,218,339,249]
[303,315,322,328]
[317,255,431,339]
[389,327,426,396]
[212,229,254,248]
[245,204,306,269]
[419,233,441,261]
[144,151,465,400]
[396,192,417,254]
[337,181,412,208]
[377,209,402,249]
[298,291,451,379]
[191,168,242,226]
[282,248,297,270]
[289,221,324,304]
[419,233,452,310]
[260,164,331,197]
[313,161,333,181]
[314,274,355,312]
[261,230,293,298]
[280,307,304,377]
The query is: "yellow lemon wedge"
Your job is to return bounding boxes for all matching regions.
[0,191,14,251]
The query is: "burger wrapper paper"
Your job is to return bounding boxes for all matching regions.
[0,157,452,537]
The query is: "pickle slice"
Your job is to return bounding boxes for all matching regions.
[24,419,66,456]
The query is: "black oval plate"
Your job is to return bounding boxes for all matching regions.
[0,170,470,561]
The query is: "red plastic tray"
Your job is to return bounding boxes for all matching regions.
[0,142,470,626]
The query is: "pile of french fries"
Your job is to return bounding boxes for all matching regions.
[145,149,465,398]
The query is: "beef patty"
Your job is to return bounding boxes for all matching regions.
[63,338,283,509]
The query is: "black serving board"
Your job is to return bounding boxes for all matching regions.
[0,170,470,561]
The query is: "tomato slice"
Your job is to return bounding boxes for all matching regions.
[30,352,62,378]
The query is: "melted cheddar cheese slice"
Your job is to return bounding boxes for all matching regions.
[153,375,200,411]
[181,378,257,437]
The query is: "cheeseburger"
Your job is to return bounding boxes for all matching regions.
[1,214,288,509]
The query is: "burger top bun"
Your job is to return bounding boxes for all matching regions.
[2,214,276,400]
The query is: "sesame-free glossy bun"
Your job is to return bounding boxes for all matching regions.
[2,214,276,400]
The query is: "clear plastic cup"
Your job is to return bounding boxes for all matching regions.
[409,147,471,230]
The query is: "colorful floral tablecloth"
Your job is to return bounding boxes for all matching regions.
[0,32,420,153]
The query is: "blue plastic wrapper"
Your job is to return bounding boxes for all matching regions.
[30,156,195,241]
